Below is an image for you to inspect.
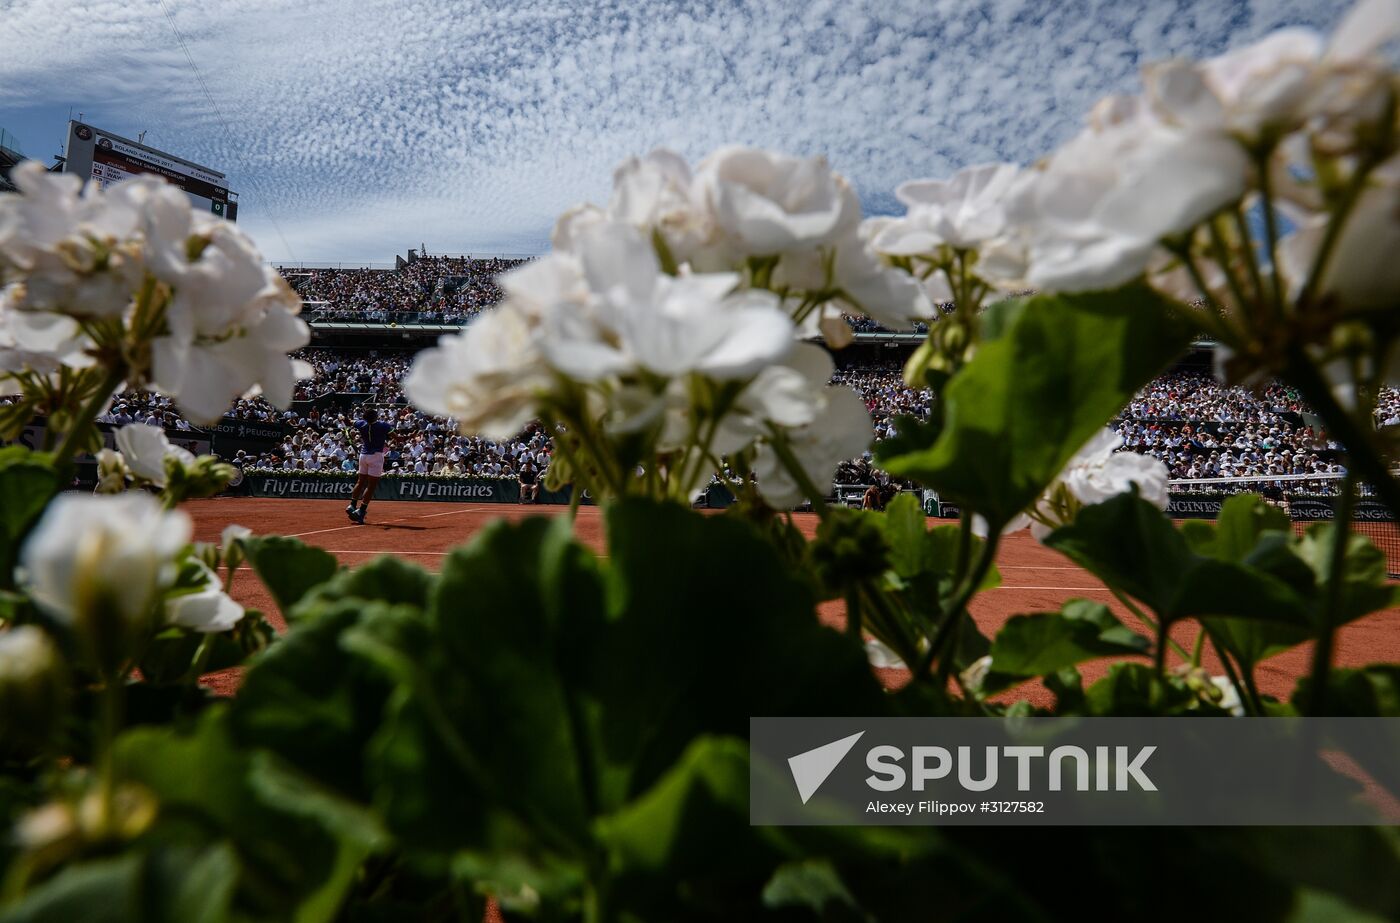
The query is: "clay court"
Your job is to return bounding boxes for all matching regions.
[190,497,1400,707]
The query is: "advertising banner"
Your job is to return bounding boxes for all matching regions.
[206,416,287,457]
[5,422,209,458]
[244,473,580,505]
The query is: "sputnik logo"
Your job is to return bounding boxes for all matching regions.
[788,731,865,804]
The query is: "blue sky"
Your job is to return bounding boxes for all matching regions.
[0,0,1357,263]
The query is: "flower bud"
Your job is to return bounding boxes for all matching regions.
[807,507,890,596]
[93,449,128,494]
[0,626,70,756]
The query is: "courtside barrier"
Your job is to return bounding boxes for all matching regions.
[241,472,580,505]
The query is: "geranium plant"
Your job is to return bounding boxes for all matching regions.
[1,3,1399,920]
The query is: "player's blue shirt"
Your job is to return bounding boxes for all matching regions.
[355,419,393,455]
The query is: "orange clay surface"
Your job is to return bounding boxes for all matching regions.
[190,497,1400,707]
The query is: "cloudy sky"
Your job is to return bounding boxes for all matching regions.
[0,0,1359,263]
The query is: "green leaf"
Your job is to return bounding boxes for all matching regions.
[363,500,889,908]
[1083,663,1197,716]
[116,712,370,923]
[0,854,146,923]
[879,286,1189,529]
[1288,890,1394,923]
[231,601,425,803]
[762,859,865,918]
[1045,493,1312,627]
[305,554,435,609]
[161,843,240,923]
[0,455,60,590]
[879,493,932,578]
[1185,493,1291,562]
[1292,523,1400,628]
[239,536,340,616]
[1292,665,1400,717]
[597,736,781,913]
[984,599,1150,693]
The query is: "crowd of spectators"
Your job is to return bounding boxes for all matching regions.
[281,256,527,324]
[236,406,553,481]
[10,341,1394,498]
[1112,371,1347,486]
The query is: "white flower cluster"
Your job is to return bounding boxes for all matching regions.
[602,146,932,343]
[406,146,904,504]
[0,162,313,424]
[872,0,1400,315]
[20,493,244,638]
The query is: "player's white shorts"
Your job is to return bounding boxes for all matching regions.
[358,452,385,477]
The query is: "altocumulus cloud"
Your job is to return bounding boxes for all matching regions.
[0,0,1356,261]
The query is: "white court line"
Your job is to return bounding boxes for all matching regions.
[324,550,451,555]
[994,585,1111,591]
[997,565,1086,570]
[287,506,494,538]
[320,549,611,558]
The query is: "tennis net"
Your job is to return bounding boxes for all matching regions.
[1167,472,1399,577]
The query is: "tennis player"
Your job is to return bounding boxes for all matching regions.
[347,408,392,524]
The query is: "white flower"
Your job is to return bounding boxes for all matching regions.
[829,234,933,330]
[865,638,908,670]
[550,204,608,254]
[976,429,1169,541]
[20,493,191,628]
[220,524,251,550]
[1006,95,1250,292]
[114,423,195,487]
[752,386,873,509]
[1283,169,1400,311]
[1059,430,1170,509]
[735,343,834,430]
[1146,0,1400,144]
[404,304,547,441]
[165,566,244,633]
[1209,676,1246,717]
[540,222,795,381]
[607,149,713,263]
[694,146,859,256]
[0,305,94,392]
[960,654,994,690]
[151,283,310,424]
[873,163,1023,253]
[0,162,149,318]
[0,164,309,424]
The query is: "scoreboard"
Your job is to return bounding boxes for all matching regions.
[62,121,237,221]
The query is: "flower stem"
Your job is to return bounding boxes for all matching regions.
[1108,587,1190,661]
[1284,347,1400,519]
[54,367,125,464]
[844,587,863,640]
[916,533,998,680]
[1210,637,1259,716]
[1207,218,1256,330]
[185,633,216,699]
[1230,206,1269,320]
[95,672,124,834]
[1297,144,1389,311]
[1254,155,1286,318]
[764,427,828,517]
[1307,469,1355,716]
